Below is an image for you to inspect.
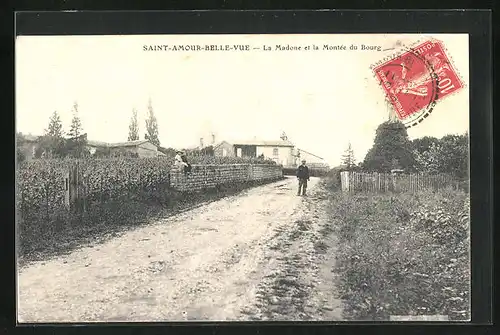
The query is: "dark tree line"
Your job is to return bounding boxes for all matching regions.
[358,120,468,180]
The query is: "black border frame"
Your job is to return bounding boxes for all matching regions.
[2,7,494,335]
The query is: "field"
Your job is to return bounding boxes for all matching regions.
[324,182,470,321]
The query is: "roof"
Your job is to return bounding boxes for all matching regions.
[213,140,232,149]
[87,140,151,148]
[87,140,109,148]
[232,139,295,147]
[108,140,150,148]
[297,148,325,161]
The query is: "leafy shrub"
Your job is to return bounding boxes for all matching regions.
[329,189,470,321]
[186,154,277,165]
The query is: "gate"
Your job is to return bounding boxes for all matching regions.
[64,162,87,213]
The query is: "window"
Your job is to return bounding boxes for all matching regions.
[273,148,279,156]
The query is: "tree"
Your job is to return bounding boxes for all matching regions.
[414,132,468,179]
[411,136,440,155]
[413,142,442,174]
[68,102,83,139]
[144,99,160,147]
[66,102,89,158]
[35,111,65,158]
[128,108,140,141]
[439,133,469,179]
[45,111,64,138]
[341,142,356,168]
[362,120,416,172]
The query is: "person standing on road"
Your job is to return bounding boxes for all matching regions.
[296,159,310,196]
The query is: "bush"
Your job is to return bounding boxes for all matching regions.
[186,154,277,165]
[328,189,470,321]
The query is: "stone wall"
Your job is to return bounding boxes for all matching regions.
[170,164,283,192]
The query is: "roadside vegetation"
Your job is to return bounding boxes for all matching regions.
[324,178,469,321]
[324,120,470,321]
[325,122,470,321]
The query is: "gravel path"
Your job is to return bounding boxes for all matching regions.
[17,176,342,322]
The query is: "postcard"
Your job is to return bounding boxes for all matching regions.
[15,33,470,322]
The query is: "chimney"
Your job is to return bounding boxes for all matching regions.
[200,137,204,148]
[211,133,215,145]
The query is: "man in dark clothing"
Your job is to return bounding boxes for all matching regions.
[180,152,192,175]
[296,159,310,196]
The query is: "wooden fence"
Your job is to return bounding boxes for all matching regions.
[340,171,456,193]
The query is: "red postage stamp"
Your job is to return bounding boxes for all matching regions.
[373,39,464,127]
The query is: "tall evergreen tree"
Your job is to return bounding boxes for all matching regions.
[66,102,89,158]
[341,142,356,167]
[68,102,83,139]
[45,111,64,138]
[128,108,140,141]
[362,120,416,172]
[36,111,65,158]
[144,99,160,146]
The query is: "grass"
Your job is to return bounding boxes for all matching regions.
[325,185,470,321]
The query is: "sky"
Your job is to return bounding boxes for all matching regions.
[15,34,469,166]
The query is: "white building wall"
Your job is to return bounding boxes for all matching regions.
[256,146,294,166]
[137,142,159,157]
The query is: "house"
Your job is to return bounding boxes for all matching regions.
[213,141,235,157]
[213,133,328,169]
[87,139,162,158]
[214,136,295,166]
[234,139,295,166]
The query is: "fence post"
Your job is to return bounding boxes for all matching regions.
[45,185,49,228]
[82,172,87,213]
[64,170,70,210]
[69,165,77,212]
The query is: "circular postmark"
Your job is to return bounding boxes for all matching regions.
[372,39,457,129]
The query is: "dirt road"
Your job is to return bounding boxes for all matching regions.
[17,176,343,322]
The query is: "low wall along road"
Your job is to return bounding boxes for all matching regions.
[170,164,284,192]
